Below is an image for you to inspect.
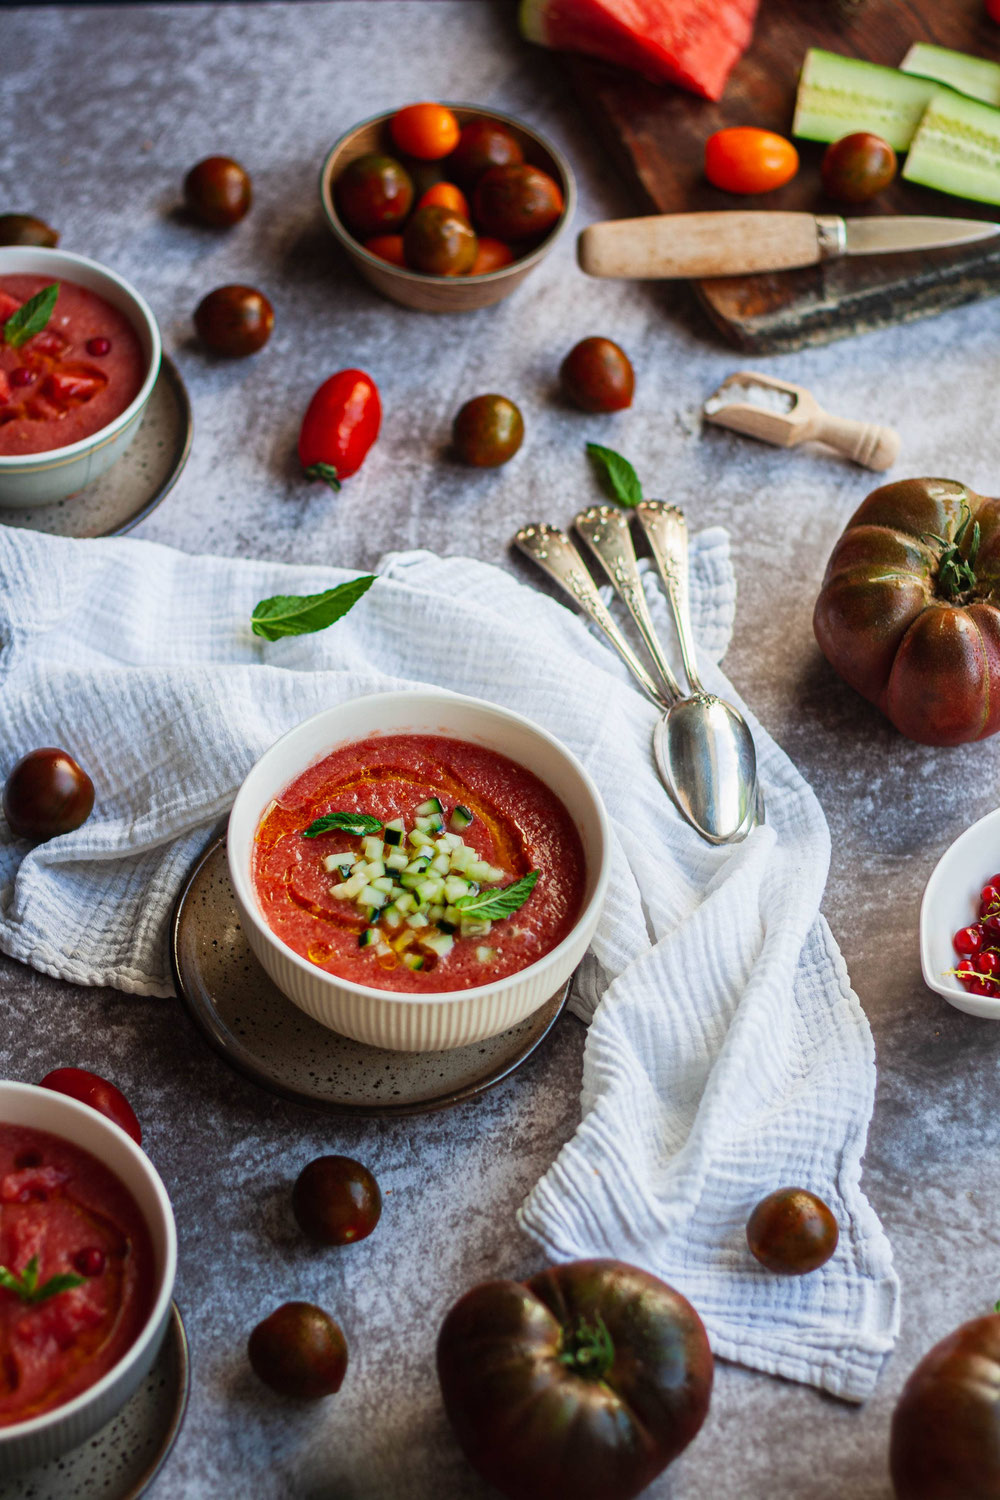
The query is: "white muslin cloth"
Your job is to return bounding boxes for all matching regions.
[0,527,898,1399]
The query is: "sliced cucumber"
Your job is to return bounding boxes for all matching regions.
[476,945,498,963]
[386,849,409,871]
[409,830,435,851]
[362,835,384,861]
[901,43,1000,108]
[383,820,405,848]
[451,805,473,830]
[323,852,355,875]
[406,911,430,929]
[429,854,451,876]
[358,928,379,948]
[416,797,443,816]
[421,931,454,958]
[402,952,425,971]
[793,48,940,150]
[903,86,1000,204]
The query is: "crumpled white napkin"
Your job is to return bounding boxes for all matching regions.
[0,526,898,1399]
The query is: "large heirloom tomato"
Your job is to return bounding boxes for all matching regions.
[436,1258,713,1500]
[889,1313,1000,1499]
[814,478,1000,745]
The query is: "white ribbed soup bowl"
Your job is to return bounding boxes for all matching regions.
[228,691,611,1051]
[0,1081,177,1476]
[0,246,161,508]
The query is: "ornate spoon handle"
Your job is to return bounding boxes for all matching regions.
[574,504,684,702]
[513,524,669,710]
[634,500,703,692]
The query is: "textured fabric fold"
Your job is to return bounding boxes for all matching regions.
[0,527,898,1397]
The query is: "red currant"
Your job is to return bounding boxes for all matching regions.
[73,1246,106,1277]
[956,960,977,991]
[85,337,111,357]
[977,951,1000,976]
[954,925,984,956]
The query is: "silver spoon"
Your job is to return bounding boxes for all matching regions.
[514,522,758,843]
[633,500,760,843]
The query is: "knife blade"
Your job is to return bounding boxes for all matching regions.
[577,211,1000,280]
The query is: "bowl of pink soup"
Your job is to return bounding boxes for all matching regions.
[0,247,161,508]
[228,691,611,1051]
[0,1080,176,1476]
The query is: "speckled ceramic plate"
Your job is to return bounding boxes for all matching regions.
[0,355,192,538]
[172,837,571,1116]
[0,1303,189,1500]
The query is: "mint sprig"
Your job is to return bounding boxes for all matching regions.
[454,870,538,920]
[251,574,376,641]
[0,1256,85,1305]
[302,812,382,838]
[586,443,643,508]
[3,283,59,350]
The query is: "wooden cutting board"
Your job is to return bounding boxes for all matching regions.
[564,0,1000,350]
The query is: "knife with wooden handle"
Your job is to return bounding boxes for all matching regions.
[577,211,1000,280]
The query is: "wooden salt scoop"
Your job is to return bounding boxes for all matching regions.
[702,371,900,471]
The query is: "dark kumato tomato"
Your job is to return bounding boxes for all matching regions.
[821,133,897,203]
[336,153,414,238]
[472,165,563,241]
[403,205,477,275]
[194,285,273,356]
[560,337,634,412]
[183,156,252,227]
[438,1259,713,1500]
[0,213,59,247]
[292,1156,381,1245]
[746,1187,838,1274]
[3,748,94,841]
[890,1313,1000,1499]
[449,120,524,187]
[452,394,523,467]
[248,1303,348,1398]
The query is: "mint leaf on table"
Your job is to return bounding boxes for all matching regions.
[586,443,643,508]
[0,1255,84,1305]
[454,870,538,920]
[251,574,376,641]
[3,283,58,349]
[302,812,383,838]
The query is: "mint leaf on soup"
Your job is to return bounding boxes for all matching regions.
[251,574,376,641]
[586,443,643,508]
[302,812,383,838]
[0,1255,85,1305]
[3,283,59,349]
[454,870,539,920]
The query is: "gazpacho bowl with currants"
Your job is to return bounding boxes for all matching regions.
[0,1080,176,1475]
[319,104,576,313]
[920,805,1000,1020]
[0,246,161,508]
[228,691,610,1051]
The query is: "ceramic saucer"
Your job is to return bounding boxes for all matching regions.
[0,1302,189,1500]
[0,355,192,538]
[172,837,572,1117]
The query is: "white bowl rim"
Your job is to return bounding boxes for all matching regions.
[229,688,611,1007]
[318,101,577,286]
[0,1080,177,1443]
[919,804,1000,1018]
[0,246,162,470]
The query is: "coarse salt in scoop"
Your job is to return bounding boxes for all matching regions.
[703,370,900,471]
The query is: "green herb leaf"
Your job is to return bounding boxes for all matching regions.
[251,574,376,641]
[586,443,643,508]
[0,1256,85,1305]
[454,870,538,920]
[302,812,383,838]
[3,283,59,349]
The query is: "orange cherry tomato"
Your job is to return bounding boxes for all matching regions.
[468,237,514,275]
[416,181,470,218]
[704,128,799,195]
[390,102,461,161]
[363,234,406,267]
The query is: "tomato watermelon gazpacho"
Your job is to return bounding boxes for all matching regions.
[252,734,587,993]
[0,276,145,457]
[0,1122,155,1426]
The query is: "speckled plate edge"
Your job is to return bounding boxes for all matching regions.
[123,1303,190,1500]
[171,835,572,1118]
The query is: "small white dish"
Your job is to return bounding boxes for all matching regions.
[919,806,1000,1019]
[227,690,611,1052]
[0,247,162,508]
[0,1081,177,1476]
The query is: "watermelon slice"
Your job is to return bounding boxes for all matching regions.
[519,0,760,102]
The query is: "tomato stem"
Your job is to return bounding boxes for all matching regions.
[557,1314,615,1381]
[922,503,980,602]
[304,462,342,492]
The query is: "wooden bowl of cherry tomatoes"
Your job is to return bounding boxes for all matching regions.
[319,101,576,312]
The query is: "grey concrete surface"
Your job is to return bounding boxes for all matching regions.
[4,3,1000,1496]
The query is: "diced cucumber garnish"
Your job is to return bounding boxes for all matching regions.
[386,849,409,871]
[383,906,403,930]
[362,835,384,861]
[383,819,405,847]
[416,877,444,904]
[371,876,395,893]
[421,931,454,958]
[359,885,388,908]
[402,952,425,970]
[451,805,473,830]
[430,854,451,875]
[416,797,443,816]
[406,911,430,929]
[323,852,355,874]
[409,830,435,850]
[460,917,492,939]
[358,928,378,948]
[476,945,497,963]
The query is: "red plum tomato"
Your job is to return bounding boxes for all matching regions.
[452,394,523,467]
[336,153,413,238]
[437,1259,713,1500]
[292,1155,381,1245]
[705,128,799,194]
[890,1312,1000,1499]
[298,369,381,491]
[560,337,634,412]
[3,748,94,841]
[194,285,273,357]
[403,205,477,275]
[248,1302,348,1398]
[449,120,524,187]
[472,164,563,241]
[39,1067,142,1146]
[183,156,252,227]
[390,102,460,161]
[822,133,897,203]
[746,1187,838,1274]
